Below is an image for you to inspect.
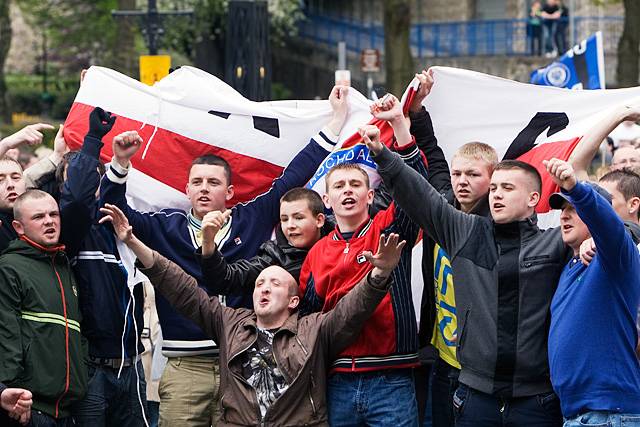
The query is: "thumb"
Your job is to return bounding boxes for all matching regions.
[55,124,64,138]
[222,209,232,220]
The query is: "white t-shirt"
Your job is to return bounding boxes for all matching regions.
[609,122,640,147]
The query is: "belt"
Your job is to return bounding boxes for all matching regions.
[89,355,137,369]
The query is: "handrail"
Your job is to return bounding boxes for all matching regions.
[297,14,623,57]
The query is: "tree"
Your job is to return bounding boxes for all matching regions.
[162,0,303,77]
[383,0,414,97]
[616,0,640,87]
[0,0,11,122]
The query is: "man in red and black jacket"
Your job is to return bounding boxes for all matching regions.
[299,95,428,426]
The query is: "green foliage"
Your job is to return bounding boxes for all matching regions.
[5,74,78,120]
[15,0,145,74]
[271,81,292,100]
[160,0,303,60]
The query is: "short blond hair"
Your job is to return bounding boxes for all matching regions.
[325,163,370,192]
[453,142,498,171]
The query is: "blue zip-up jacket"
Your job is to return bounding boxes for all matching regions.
[60,135,144,359]
[548,182,640,417]
[99,129,337,357]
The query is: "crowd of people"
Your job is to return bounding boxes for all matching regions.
[528,0,570,57]
[0,67,638,427]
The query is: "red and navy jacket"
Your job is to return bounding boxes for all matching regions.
[299,140,427,372]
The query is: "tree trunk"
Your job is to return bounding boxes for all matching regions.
[383,0,414,97]
[112,0,137,77]
[616,0,640,87]
[0,0,11,123]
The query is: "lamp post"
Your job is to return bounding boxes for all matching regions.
[112,0,193,55]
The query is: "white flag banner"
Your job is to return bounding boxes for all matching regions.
[64,65,640,322]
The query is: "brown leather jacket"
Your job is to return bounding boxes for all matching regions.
[141,251,391,426]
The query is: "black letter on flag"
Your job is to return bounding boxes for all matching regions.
[503,112,569,160]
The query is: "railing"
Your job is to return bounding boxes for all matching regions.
[297,14,624,57]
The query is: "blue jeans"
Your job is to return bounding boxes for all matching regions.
[453,384,562,427]
[328,369,419,427]
[431,358,459,427]
[563,411,640,426]
[73,360,148,427]
[543,20,557,53]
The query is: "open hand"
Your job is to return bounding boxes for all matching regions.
[362,233,406,277]
[99,204,133,242]
[543,158,577,191]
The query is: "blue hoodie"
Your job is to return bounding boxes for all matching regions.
[548,181,640,418]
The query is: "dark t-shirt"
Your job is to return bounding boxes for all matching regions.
[241,328,289,418]
[542,4,560,14]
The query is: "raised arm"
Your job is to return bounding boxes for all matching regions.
[545,158,638,272]
[99,203,227,341]
[99,130,163,242]
[60,107,115,256]
[235,85,350,231]
[22,124,68,190]
[321,233,404,358]
[569,103,640,181]
[409,69,452,195]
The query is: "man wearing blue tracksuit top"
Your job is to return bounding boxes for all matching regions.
[60,108,147,426]
[98,86,350,426]
[544,158,640,427]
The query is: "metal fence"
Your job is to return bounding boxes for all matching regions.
[297,14,624,57]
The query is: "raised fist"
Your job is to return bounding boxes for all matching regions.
[88,107,116,140]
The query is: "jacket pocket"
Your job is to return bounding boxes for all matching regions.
[456,308,471,353]
[308,375,317,418]
[520,255,553,268]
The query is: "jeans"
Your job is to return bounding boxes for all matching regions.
[563,411,640,426]
[543,20,557,53]
[453,384,562,427]
[328,369,419,427]
[73,360,148,427]
[431,358,459,427]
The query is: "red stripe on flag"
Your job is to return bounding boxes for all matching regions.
[64,102,285,206]
[517,137,581,213]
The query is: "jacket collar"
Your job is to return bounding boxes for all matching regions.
[242,310,300,336]
[332,218,373,241]
[19,235,65,255]
[454,193,491,217]
[493,213,539,241]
